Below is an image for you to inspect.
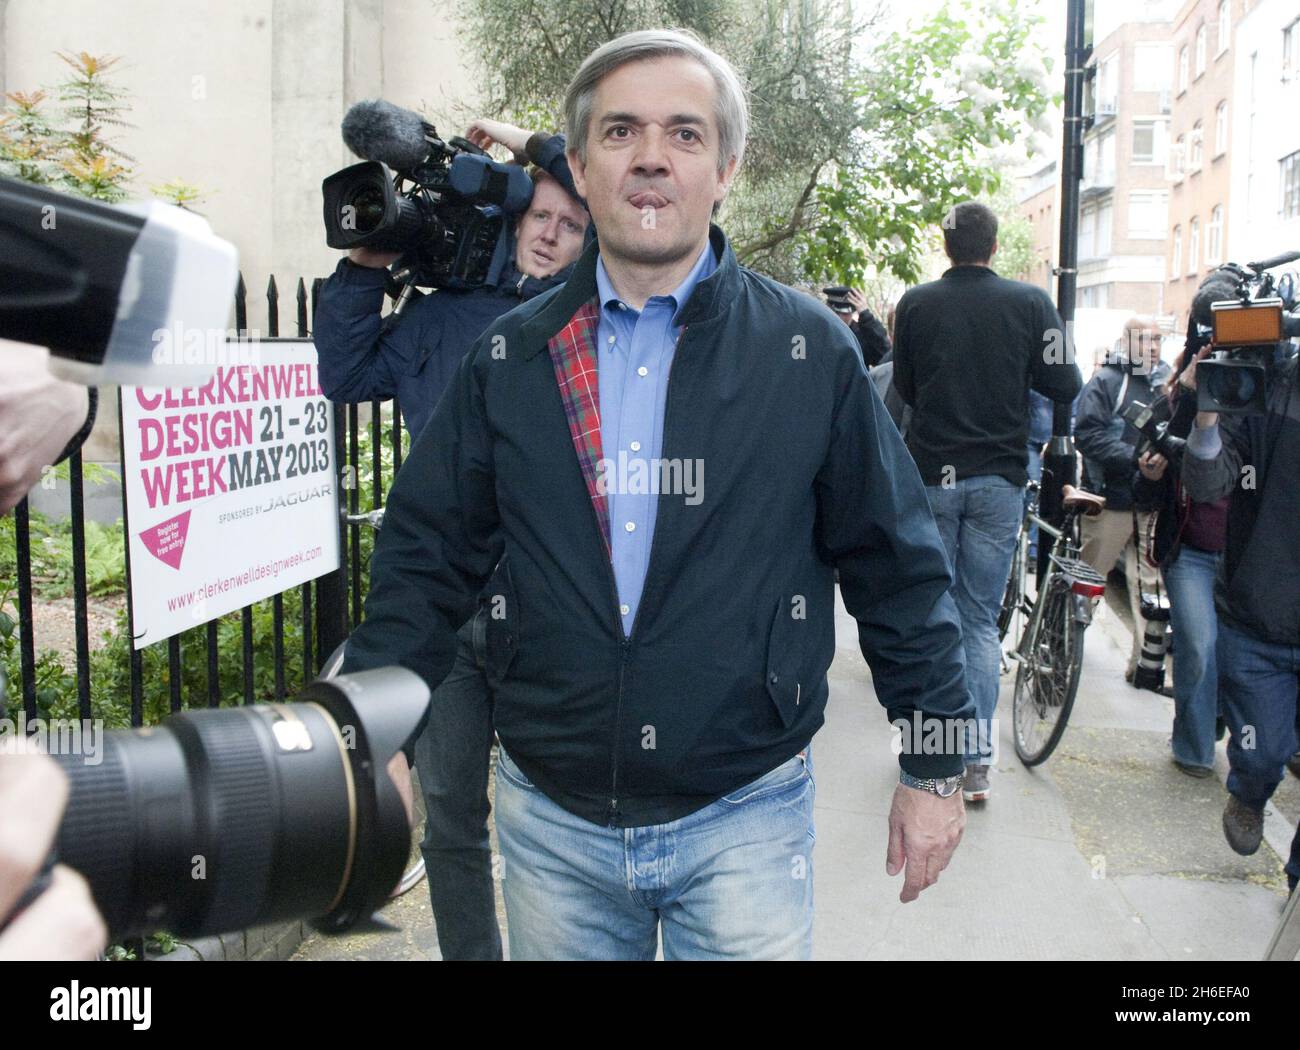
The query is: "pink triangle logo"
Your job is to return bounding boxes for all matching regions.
[139,510,191,570]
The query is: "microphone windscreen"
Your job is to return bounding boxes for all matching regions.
[342,99,430,170]
[1191,269,1241,328]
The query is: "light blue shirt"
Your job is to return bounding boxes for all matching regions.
[595,242,716,636]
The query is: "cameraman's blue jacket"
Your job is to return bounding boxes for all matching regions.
[340,225,974,828]
[315,261,570,438]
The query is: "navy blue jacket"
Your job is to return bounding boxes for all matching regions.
[342,226,974,828]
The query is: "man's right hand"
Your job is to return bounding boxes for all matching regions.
[0,740,107,960]
[348,247,402,269]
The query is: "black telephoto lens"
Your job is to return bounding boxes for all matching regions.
[52,667,428,941]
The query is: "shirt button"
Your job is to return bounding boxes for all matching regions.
[637,366,648,377]
[630,440,641,452]
[620,603,630,615]
[625,521,636,532]
[607,335,616,345]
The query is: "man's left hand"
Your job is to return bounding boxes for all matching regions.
[886,782,965,903]
[465,118,531,163]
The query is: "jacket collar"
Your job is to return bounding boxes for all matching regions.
[522,225,740,359]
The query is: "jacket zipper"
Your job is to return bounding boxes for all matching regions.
[602,325,688,827]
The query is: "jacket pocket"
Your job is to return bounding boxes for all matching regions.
[483,560,518,688]
[765,594,806,728]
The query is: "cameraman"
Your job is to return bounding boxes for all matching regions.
[1180,339,1299,892]
[1132,334,1228,777]
[825,287,891,368]
[314,119,589,961]
[1075,315,1170,683]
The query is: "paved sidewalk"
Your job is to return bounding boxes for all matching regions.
[295,587,1294,961]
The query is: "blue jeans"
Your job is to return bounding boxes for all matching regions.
[925,475,1024,764]
[412,608,502,960]
[494,746,815,960]
[1217,621,1300,887]
[1163,546,1222,769]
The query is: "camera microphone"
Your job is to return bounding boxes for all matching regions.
[341,99,434,172]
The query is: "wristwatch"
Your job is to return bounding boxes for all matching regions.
[899,770,965,798]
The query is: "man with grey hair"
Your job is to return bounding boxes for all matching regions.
[344,27,973,959]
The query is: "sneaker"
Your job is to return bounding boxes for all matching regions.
[1287,751,1300,779]
[1222,795,1264,856]
[1173,758,1213,779]
[963,764,990,802]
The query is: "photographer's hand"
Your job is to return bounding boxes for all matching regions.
[1179,345,1220,430]
[0,345,91,515]
[0,739,107,960]
[465,118,531,162]
[1138,450,1168,481]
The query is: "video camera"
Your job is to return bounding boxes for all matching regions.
[823,286,855,318]
[1191,252,1300,415]
[322,99,534,292]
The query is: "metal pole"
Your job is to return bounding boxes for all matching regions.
[1040,0,1090,577]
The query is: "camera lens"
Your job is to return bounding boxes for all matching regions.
[349,186,388,234]
[52,669,427,940]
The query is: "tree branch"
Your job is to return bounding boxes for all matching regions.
[733,158,827,260]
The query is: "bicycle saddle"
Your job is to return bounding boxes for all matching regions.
[1061,484,1106,517]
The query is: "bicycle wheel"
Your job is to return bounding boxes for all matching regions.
[1013,576,1086,766]
[390,765,428,898]
[997,530,1026,643]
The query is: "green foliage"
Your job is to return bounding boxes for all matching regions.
[0,49,198,204]
[0,90,61,183]
[456,0,1056,285]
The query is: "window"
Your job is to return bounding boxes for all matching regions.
[1190,121,1204,169]
[1079,284,1111,309]
[1171,225,1182,277]
[1195,25,1208,76]
[1207,205,1223,264]
[1286,19,1300,73]
[1188,217,1200,274]
[1098,129,1116,181]
[1218,1,1230,56]
[1129,190,1169,238]
[1282,150,1300,218]
[1132,119,1166,163]
[1215,101,1228,156]
[1173,133,1187,176]
[1096,199,1113,256]
[1133,44,1172,91]
[1179,45,1190,92]
[1097,53,1118,112]
[1079,204,1095,258]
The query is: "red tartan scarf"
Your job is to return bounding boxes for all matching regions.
[546,298,610,557]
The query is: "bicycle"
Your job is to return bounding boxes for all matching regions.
[321,506,429,899]
[1004,481,1109,766]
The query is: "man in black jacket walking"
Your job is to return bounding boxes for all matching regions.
[893,202,1082,803]
[341,28,974,959]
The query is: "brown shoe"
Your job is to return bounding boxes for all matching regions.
[1222,795,1264,855]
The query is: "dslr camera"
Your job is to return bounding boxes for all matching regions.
[1121,399,1185,469]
